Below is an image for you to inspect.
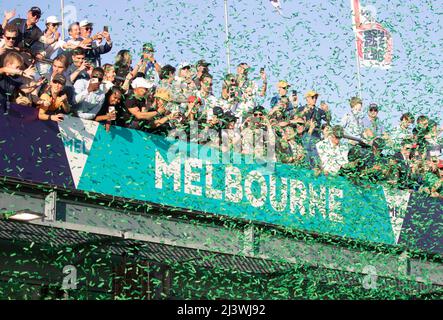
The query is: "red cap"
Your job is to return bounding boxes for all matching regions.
[188,96,202,104]
[438,160,443,169]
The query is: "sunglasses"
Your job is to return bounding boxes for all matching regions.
[254,113,263,117]
[31,12,41,18]
[5,36,16,40]
[53,80,65,85]
[85,27,93,31]
[48,23,59,27]
[92,76,103,82]
[369,108,378,112]
[295,122,305,126]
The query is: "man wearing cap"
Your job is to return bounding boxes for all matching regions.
[285,115,319,169]
[123,77,160,130]
[37,73,70,122]
[78,19,112,67]
[316,125,350,175]
[193,59,211,90]
[74,67,106,120]
[5,7,43,52]
[270,80,294,117]
[362,103,384,137]
[298,90,331,139]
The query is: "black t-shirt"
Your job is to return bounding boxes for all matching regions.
[123,92,148,129]
[0,74,23,113]
[8,18,43,52]
[96,100,126,127]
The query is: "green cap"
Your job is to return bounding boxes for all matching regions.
[143,42,155,52]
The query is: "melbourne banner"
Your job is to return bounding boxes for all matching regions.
[351,0,393,69]
[0,105,441,254]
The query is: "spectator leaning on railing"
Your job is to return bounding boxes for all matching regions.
[94,86,124,131]
[0,51,36,113]
[37,73,70,122]
[123,77,158,130]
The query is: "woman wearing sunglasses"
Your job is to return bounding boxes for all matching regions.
[34,16,62,75]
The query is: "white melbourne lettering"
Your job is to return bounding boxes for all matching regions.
[154,151,345,223]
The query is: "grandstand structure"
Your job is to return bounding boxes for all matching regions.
[0,105,441,299]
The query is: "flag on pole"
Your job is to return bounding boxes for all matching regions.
[269,0,290,19]
[351,0,393,69]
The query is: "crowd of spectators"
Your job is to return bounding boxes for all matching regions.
[0,6,442,198]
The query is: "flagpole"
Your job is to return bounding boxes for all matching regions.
[350,0,362,99]
[61,0,65,40]
[354,35,362,99]
[223,0,231,73]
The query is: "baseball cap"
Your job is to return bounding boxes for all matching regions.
[46,16,61,25]
[143,42,155,52]
[196,59,211,67]
[178,62,191,70]
[29,7,42,15]
[131,77,154,89]
[79,20,94,28]
[154,88,172,102]
[277,80,291,88]
[52,74,66,85]
[188,96,202,104]
[369,103,379,111]
[305,90,319,98]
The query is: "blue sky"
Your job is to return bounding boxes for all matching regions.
[2,0,443,127]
